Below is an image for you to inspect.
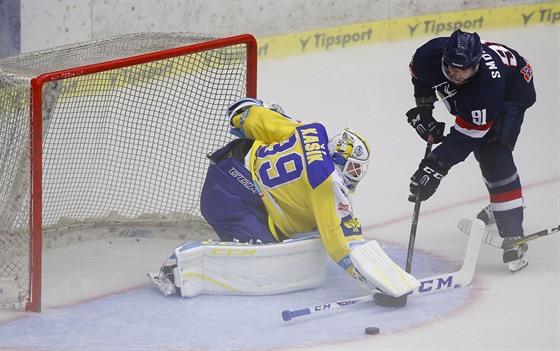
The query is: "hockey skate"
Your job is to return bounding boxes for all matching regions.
[477,204,496,226]
[147,264,179,296]
[503,242,528,273]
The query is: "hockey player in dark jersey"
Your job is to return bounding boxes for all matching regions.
[406,29,536,272]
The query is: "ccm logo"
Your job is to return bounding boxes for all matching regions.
[416,276,453,294]
[338,203,349,211]
[422,166,445,180]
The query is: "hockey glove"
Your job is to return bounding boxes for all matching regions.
[409,155,448,202]
[406,106,445,143]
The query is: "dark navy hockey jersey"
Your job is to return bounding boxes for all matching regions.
[409,37,536,168]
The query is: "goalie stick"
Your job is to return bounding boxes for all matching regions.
[282,219,485,321]
[458,218,560,249]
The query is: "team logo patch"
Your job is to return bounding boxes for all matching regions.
[341,217,362,237]
[520,61,533,82]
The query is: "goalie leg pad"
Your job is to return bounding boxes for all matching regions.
[167,236,327,297]
[350,240,420,297]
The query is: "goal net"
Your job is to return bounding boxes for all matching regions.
[0,32,257,312]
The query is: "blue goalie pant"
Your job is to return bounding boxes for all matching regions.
[200,139,278,244]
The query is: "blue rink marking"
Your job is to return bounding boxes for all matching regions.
[0,246,472,351]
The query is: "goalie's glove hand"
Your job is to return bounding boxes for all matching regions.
[409,155,448,202]
[406,106,445,143]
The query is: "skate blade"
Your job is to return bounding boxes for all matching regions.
[147,273,176,296]
[508,260,528,273]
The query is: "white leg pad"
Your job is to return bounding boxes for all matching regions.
[350,240,420,297]
[169,235,327,297]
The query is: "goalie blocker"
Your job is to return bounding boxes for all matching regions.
[148,234,420,298]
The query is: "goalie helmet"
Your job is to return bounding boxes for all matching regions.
[328,128,371,193]
[442,29,482,85]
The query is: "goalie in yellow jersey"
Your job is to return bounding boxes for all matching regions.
[201,98,372,271]
[148,98,420,300]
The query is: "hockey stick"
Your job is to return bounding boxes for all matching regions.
[282,295,373,321]
[406,135,435,271]
[282,219,485,321]
[374,136,434,307]
[458,219,560,249]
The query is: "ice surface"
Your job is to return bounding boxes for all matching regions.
[0,25,558,350]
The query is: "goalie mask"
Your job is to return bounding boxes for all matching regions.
[328,128,371,193]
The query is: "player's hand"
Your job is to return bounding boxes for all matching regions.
[409,156,448,202]
[406,106,445,143]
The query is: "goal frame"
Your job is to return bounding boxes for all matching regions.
[23,34,258,312]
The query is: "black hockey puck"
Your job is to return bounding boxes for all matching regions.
[365,326,380,335]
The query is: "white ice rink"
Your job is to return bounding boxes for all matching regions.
[0,24,558,350]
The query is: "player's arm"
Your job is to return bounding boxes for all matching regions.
[310,176,421,297]
[409,98,499,202]
[410,69,437,107]
[408,46,439,106]
[231,106,301,142]
[407,57,445,143]
[308,177,365,275]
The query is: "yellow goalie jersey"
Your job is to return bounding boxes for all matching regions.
[231,106,366,274]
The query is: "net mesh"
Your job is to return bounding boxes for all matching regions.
[0,32,253,310]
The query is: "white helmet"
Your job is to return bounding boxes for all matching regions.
[328,128,371,193]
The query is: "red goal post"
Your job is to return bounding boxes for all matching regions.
[0,32,257,312]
